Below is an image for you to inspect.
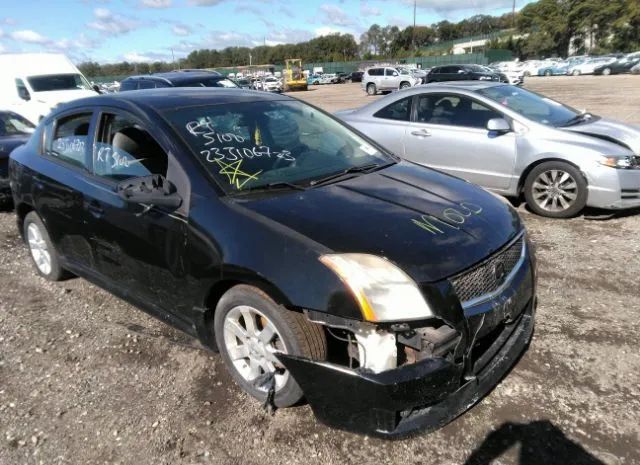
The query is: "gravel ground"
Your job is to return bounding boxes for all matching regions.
[1,75,639,465]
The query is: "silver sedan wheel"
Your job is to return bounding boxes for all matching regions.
[27,222,52,275]
[222,305,289,391]
[531,169,578,213]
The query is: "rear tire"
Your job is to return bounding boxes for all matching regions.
[399,81,411,89]
[214,285,327,408]
[23,211,69,281]
[523,161,587,218]
[366,83,377,95]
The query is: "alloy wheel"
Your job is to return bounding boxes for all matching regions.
[603,68,611,76]
[531,169,579,213]
[222,305,289,391]
[27,222,52,275]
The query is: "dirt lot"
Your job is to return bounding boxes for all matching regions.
[1,75,639,465]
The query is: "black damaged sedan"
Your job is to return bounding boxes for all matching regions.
[9,89,536,438]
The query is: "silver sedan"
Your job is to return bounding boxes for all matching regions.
[336,82,640,218]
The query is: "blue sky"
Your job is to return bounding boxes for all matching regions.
[0,0,534,63]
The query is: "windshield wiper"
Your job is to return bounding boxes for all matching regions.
[562,111,593,127]
[241,181,306,193]
[309,162,392,187]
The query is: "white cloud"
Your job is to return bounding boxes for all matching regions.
[0,43,5,53]
[360,2,381,17]
[10,29,50,44]
[88,8,139,35]
[410,0,518,14]
[124,52,153,62]
[172,24,192,36]
[188,0,224,5]
[315,26,342,37]
[318,4,354,27]
[140,0,172,7]
[2,17,17,25]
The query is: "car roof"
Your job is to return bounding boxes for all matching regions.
[418,81,505,91]
[122,71,223,84]
[56,88,293,113]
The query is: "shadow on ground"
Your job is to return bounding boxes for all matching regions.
[464,420,605,465]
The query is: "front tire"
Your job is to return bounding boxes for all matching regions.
[523,162,587,218]
[399,81,411,89]
[23,211,68,280]
[366,83,377,95]
[602,67,612,76]
[214,285,327,407]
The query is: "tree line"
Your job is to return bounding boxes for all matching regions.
[79,0,640,78]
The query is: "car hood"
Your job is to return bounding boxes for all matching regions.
[562,118,640,155]
[238,162,522,283]
[0,135,31,159]
[33,89,97,107]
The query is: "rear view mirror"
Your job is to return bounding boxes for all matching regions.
[117,174,182,209]
[487,118,511,133]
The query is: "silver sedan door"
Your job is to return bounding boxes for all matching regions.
[403,92,517,191]
[352,94,413,156]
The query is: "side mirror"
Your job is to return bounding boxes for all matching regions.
[393,71,399,76]
[92,84,102,94]
[117,174,182,209]
[487,118,511,134]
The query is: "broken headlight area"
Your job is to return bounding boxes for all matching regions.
[307,315,463,375]
[279,303,534,438]
[278,252,536,438]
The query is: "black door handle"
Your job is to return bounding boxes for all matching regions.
[88,200,104,218]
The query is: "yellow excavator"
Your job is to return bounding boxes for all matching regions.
[283,58,308,92]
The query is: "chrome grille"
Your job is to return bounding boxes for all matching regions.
[450,235,524,305]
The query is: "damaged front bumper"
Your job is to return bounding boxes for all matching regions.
[278,302,534,438]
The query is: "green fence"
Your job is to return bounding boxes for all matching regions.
[90,49,512,82]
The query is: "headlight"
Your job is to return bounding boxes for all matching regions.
[319,254,433,322]
[599,156,640,169]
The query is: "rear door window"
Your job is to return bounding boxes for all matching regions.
[93,113,168,181]
[374,97,412,121]
[138,80,156,89]
[119,80,138,91]
[48,112,92,170]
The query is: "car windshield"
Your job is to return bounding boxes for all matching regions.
[27,73,92,92]
[477,85,580,127]
[0,112,35,136]
[176,78,238,88]
[166,100,392,193]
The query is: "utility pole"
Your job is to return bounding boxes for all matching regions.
[512,0,516,29]
[412,0,417,50]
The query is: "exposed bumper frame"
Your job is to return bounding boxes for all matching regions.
[278,300,535,438]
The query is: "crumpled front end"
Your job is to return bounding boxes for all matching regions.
[277,232,536,438]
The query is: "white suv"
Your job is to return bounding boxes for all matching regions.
[362,67,419,95]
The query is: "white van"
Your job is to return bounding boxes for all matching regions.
[0,53,98,125]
